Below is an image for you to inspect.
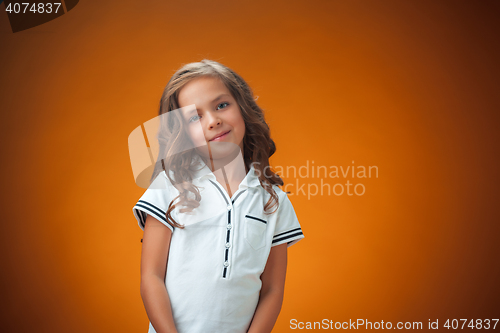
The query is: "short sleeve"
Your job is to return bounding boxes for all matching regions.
[272,192,304,247]
[132,172,174,232]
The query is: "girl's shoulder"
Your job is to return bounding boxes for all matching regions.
[255,183,287,202]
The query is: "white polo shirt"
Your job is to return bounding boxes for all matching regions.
[132,157,304,333]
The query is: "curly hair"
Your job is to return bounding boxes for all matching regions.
[150,59,284,229]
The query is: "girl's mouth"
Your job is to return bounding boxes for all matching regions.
[210,130,230,141]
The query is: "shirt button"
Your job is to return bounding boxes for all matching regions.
[226,205,232,211]
[226,224,232,230]
[223,261,229,267]
[225,242,231,248]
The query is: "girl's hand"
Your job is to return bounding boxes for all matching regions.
[140,215,178,333]
[247,243,287,333]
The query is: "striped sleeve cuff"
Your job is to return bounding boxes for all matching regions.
[133,200,174,232]
[272,227,304,247]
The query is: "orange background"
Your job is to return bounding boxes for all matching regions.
[1,1,499,332]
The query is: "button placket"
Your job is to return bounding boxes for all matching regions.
[223,206,232,278]
[208,179,233,278]
[223,189,247,278]
[208,180,247,279]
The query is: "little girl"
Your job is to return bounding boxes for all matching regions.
[132,59,304,333]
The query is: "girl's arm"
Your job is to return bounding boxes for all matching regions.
[247,243,288,333]
[140,214,178,333]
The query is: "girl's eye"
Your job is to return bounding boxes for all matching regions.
[189,115,201,123]
[216,102,229,110]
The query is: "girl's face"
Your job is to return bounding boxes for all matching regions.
[178,76,245,161]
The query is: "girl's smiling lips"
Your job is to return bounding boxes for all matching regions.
[209,130,230,141]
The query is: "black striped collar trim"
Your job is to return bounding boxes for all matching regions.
[232,189,247,204]
[208,179,229,205]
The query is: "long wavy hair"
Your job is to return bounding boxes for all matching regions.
[151,59,283,229]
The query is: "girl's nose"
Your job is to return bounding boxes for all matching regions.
[205,111,222,129]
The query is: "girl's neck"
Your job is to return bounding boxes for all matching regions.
[202,149,248,195]
[212,153,247,182]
